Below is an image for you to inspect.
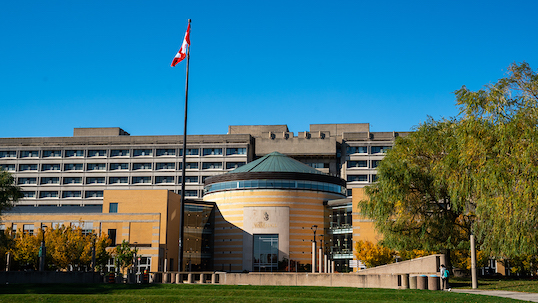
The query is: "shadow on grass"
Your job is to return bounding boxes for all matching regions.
[0,283,163,295]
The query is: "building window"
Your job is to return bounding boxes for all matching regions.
[156,163,175,170]
[185,176,198,183]
[42,150,62,158]
[202,176,210,183]
[21,191,36,198]
[371,160,381,168]
[133,149,153,157]
[202,162,222,170]
[18,177,37,185]
[19,164,38,171]
[109,177,128,184]
[185,162,199,169]
[371,146,392,154]
[23,224,35,235]
[372,174,378,182]
[203,148,223,156]
[181,190,198,197]
[85,191,104,198]
[253,234,279,271]
[0,164,15,171]
[0,151,16,158]
[156,149,176,156]
[40,191,59,198]
[109,203,118,213]
[226,162,246,170]
[41,177,60,185]
[65,150,84,157]
[155,176,174,184]
[88,150,107,157]
[87,163,106,171]
[42,164,61,171]
[86,177,105,184]
[133,163,152,170]
[110,149,130,157]
[64,163,83,171]
[62,191,82,198]
[347,175,368,182]
[132,176,152,184]
[347,161,368,168]
[110,163,129,170]
[346,146,367,154]
[308,163,328,169]
[20,150,39,158]
[226,148,246,155]
[184,148,199,156]
[108,229,117,246]
[63,177,82,185]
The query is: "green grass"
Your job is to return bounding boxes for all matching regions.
[452,276,538,293]
[0,283,527,303]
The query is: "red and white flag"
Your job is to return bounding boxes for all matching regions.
[171,23,191,67]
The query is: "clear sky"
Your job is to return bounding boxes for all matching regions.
[1,1,537,138]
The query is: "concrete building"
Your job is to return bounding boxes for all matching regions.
[0,123,407,272]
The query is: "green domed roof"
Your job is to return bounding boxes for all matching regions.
[229,151,325,175]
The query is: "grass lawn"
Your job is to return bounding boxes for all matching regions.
[452,276,538,293]
[0,283,528,303]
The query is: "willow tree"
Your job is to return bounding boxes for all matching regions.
[359,118,473,252]
[360,62,538,259]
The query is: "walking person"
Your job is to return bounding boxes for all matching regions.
[440,264,450,291]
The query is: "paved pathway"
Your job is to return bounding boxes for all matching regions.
[452,289,538,302]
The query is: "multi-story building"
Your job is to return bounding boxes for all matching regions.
[0,124,408,207]
[0,123,408,272]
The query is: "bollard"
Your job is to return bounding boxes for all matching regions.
[417,275,428,290]
[409,275,417,289]
[187,273,193,284]
[401,274,409,289]
[428,275,440,290]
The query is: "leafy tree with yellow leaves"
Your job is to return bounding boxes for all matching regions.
[354,240,395,268]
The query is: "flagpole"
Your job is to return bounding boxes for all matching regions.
[178,18,191,272]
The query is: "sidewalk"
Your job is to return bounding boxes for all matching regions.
[452,289,538,302]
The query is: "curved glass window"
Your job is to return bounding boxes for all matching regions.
[204,179,345,195]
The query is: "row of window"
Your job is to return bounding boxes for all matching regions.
[346,146,392,155]
[2,162,246,172]
[204,179,346,195]
[347,160,381,169]
[18,175,211,186]
[0,148,247,159]
[20,189,199,199]
[346,174,377,182]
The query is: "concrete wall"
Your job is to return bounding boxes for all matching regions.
[0,271,102,284]
[217,272,400,289]
[357,254,444,276]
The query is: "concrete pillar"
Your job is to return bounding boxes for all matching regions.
[318,248,322,273]
[417,275,428,290]
[163,272,169,283]
[175,273,182,284]
[187,273,193,284]
[324,255,328,273]
[428,275,440,290]
[312,242,316,273]
[401,274,409,289]
[211,273,217,284]
[170,272,176,283]
[471,234,478,289]
[331,261,335,273]
[409,276,417,289]
[200,274,205,284]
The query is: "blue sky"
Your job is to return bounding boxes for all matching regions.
[1,1,537,138]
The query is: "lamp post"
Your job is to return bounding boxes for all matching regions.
[311,225,317,273]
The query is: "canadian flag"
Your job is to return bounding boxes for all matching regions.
[171,23,191,67]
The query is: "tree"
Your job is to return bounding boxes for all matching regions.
[354,240,395,268]
[360,62,538,261]
[359,119,473,253]
[113,240,137,275]
[0,169,19,215]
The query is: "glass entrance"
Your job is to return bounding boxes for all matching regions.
[253,234,278,272]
